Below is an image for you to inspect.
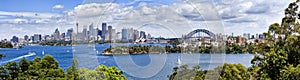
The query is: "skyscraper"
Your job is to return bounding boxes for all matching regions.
[88,23,94,39]
[140,31,146,39]
[101,23,107,40]
[53,28,60,40]
[133,30,139,40]
[66,28,73,37]
[34,34,42,42]
[24,35,29,41]
[82,27,88,40]
[61,33,65,40]
[122,28,128,40]
[127,28,134,40]
[66,28,73,40]
[11,36,19,43]
[243,33,250,39]
[108,25,112,41]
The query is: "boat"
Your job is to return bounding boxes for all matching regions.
[66,50,70,52]
[28,52,36,55]
[42,50,45,55]
[87,44,93,48]
[177,56,182,65]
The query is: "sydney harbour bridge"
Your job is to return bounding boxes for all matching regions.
[183,29,216,40]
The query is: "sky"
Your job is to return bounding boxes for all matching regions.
[0,0,295,39]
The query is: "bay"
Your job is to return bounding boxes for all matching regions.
[0,44,254,80]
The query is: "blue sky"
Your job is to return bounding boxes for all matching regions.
[0,0,82,12]
[0,0,170,12]
[0,0,221,12]
[0,0,295,39]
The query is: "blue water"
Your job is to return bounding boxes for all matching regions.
[0,44,254,80]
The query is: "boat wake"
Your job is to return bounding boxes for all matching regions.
[1,52,36,65]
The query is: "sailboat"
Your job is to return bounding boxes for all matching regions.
[42,50,45,55]
[177,56,182,65]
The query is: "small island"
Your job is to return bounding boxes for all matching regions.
[39,40,73,46]
[0,42,13,48]
[0,54,5,58]
[101,43,258,55]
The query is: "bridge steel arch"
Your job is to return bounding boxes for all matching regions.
[184,29,216,39]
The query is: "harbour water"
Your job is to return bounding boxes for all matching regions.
[0,44,254,80]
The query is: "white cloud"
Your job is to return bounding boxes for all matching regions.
[0,0,295,39]
[67,0,295,37]
[216,0,294,35]
[53,4,64,9]
[0,10,73,39]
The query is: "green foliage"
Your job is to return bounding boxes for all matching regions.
[39,40,72,46]
[40,55,59,69]
[169,63,250,80]
[66,57,79,80]
[19,57,29,72]
[79,64,127,80]
[0,54,6,58]
[280,64,300,79]
[4,62,20,79]
[104,44,254,54]
[217,63,250,80]
[0,42,13,48]
[0,55,127,80]
[168,64,204,80]
[250,0,300,79]
[0,66,10,80]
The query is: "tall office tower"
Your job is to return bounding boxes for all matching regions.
[53,28,60,40]
[24,35,29,41]
[101,23,107,40]
[147,33,151,39]
[243,33,251,39]
[11,36,19,43]
[66,28,73,40]
[112,29,116,41]
[122,28,128,40]
[82,27,88,40]
[30,36,34,42]
[108,25,112,41]
[133,30,139,40]
[116,32,122,40]
[259,34,263,39]
[88,23,94,38]
[127,28,134,40]
[140,31,146,39]
[61,33,66,40]
[34,34,42,42]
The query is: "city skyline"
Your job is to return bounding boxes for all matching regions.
[0,0,295,40]
[3,22,154,43]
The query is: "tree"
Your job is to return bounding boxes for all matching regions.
[217,63,250,80]
[251,0,300,79]
[66,57,79,80]
[4,62,20,79]
[40,55,59,69]
[19,57,29,72]
[80,64,127,80]
[0,66,10,80]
